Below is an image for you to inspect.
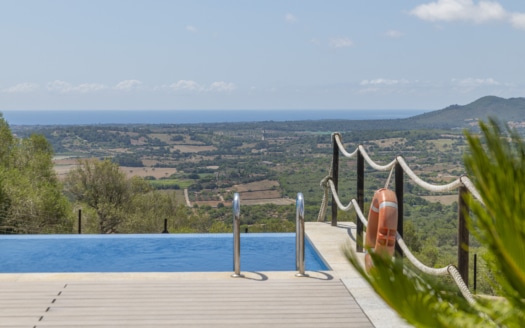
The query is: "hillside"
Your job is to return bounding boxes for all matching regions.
[403,96,525,129]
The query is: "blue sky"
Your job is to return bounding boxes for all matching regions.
[1,0,524,111]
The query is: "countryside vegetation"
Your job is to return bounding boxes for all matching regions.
[3,95,525,296]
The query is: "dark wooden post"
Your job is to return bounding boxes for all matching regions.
[162,218,169,233]
[356,149,364,252]
[395,162,404,258]
[473,253,477,293]
[78,209,82,234]
[331,134,339,227]
[458,186,469,287]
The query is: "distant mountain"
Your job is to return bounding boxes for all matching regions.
[403,96,525,129]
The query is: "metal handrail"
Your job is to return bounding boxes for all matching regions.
[295,193,308,277]
[231,193,244,278]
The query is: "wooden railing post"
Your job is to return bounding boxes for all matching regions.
[356,149,364,252]
[458,186,469,287]
[331,134,339,227]
[395,162,404,258]
[78,209,82,234]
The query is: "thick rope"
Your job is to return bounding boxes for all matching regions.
[317,153,335,222]
[317,176,330,222]
[460,176,484,205]
[333,133,359,158]
[384,165,395,189]
[358,145,397,171]
[447,265,477,305]
[332,134,483,201]
[326,179,367,226]
[396,156,463,193]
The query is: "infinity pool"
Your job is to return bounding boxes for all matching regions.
[0,233,329,273]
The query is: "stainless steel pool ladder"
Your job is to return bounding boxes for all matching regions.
[295,193,308,277]
[231,193,244,278]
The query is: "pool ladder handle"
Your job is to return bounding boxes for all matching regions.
[230,192,307,278]
[295,193,309,277]
[231,193,244,278]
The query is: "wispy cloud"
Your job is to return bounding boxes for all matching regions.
[360,78,410,86]
[385,30,403,38]
[309,38,321,46]
[285,13,298,23]
[208,81,236,92]
[47,80,107,93]
[3,82,40,93]
[410,0,525,30]
[170,80,203,92]
[115,79,142,91]
[452,77,500,86]
[186,25,197,33]
[329,37,353,48]
[169,80,236,93]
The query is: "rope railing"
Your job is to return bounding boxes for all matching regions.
[325,177,476,305]
[321,132,483,305]
[333,134,483,202]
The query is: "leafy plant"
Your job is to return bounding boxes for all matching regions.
[346,119,525,327]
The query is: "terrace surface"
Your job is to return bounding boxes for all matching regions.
[0,222,410,328]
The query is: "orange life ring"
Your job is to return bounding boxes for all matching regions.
[364,188,398,272]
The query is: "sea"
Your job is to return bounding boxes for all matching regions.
[1,109,429,126]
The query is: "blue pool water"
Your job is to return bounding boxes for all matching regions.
[0,233,329,273]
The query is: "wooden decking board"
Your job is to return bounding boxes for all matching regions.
[0,278,374,327]
[46,308,366,316]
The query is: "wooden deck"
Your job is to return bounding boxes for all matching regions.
[0,278,373,328]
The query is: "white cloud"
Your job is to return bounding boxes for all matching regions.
[46,80,106,93]
[452,77,500,86]
[510,13,525,30]
[385,30,403,38]
[208,81,236,92]
[3,82,39,93]
[186,25,197,33]
[285,13,298,23]
[360,78,410,86]
[329,37,353,48]
[115,79,142,91]
[47,80,72,93]
[169,80,236,93]
[410,0,507,23]
[170,80,203,92]
[76,83,106,93]
[410,0,525,31]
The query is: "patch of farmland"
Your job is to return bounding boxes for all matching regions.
[242,198,295,206]
[232,180,279,192]
[171,145,217,153]
[122,167,177,179]
[421,195,457,205]
[239,189,281,200]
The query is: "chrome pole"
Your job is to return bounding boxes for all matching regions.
[231,193,244,278]
[295,193,308,277]
[296,193,301,270]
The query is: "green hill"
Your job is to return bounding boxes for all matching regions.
[403,96,525,129]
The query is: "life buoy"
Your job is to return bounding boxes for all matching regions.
[364,188,398,272]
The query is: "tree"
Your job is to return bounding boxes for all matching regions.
[346,119,525,327]
[65,159,132,233]
[0,115,72,233]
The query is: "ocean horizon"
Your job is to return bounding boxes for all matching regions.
[1,109,429,126]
